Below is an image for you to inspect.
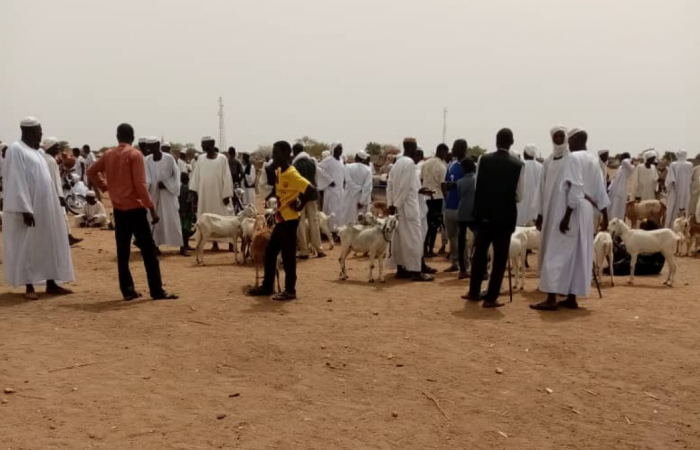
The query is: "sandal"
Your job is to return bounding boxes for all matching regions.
[557,299,579,309]
[530,301,558,311]
[272,291,297,302]
[411,273,434,282]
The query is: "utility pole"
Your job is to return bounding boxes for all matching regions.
[218,96,227,150]
[442,107,448,144]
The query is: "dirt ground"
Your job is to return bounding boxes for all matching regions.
[2,206,700,450]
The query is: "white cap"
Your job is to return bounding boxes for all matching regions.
[42,137,59,150]
[20,116,40,127]
[145,136,159,144]
[523,144,537,157]
[567,128,585,138]
[201,136,215,143]
[357,151,369,160]
[598,149,609,156]
[644,150,658,161]
[162,141,171,148]
[86,190,96,197]
[179,148,187,154]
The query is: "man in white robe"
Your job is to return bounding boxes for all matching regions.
[74,191,107,227]
[145,138,183,249]
[241,153,257,206]
[340,152,373,226]
[386,138,434,282]
[598,150,610,187]
[664,149,694,228]
[689,165,700,222]
[2,117,74,299]
[189,136,234,250]
[607,153,634,220]
[532,128,609,311]
[175,149,190,175]
[517,144,543,226]
[633,151,659,201]
[317,142,345,233]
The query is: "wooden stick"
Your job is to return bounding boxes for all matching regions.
[188,320,212,326]
[625,416,632,425]
[422,391,449,420]
[644,392,660,400]
[584,389,599,396]
[48,362,98,373]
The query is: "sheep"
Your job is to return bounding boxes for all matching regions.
[357,212,378,226]
[672,215,691,256]
[193,213,242,265]
[625,200,666,229]
[608,218,680,286]
[514,226,540,269]
[317,211,335,249]
[593,231,615,286]
[338,215,399,283]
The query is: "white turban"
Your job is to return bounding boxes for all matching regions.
[162,141,171,148]
[567,128,585,139]
[550,125,568,158]
[201,136,215,143]
[321,150,331,160]
[330,142,343,153]
[20,116,40,127]
[677,149,687,162]
[42,137,59,150]
[145,136,159,144]
[86,190,96,198]
[357,151,369,160]
[644,150,658,161]
[523,144,537,158]
[598,149,609,156]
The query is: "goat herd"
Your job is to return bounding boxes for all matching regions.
[188,197,696,294]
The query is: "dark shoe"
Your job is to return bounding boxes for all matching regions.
[153,292,178,301]
[422,265,438,274]
[272,291,296,302]
[530,301,558,311]
[316,252,327,258]
[124,291,143,302]
[483,300,505,308]
[411,273,434,282]
[461,292,482,302]
[558,298,579,309]
[68,235,83,246]
[246,286,273,297]
[395,269,411,280]
[444,265,459,273]
[458,271,469,280]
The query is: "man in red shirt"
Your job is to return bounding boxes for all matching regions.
[87,123,177,301]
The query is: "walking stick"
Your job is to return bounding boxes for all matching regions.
[592,267,603,299]
[507,258,513,303]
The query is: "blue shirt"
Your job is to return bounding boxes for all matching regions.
[456,172,476,222]
[444,159,464,210]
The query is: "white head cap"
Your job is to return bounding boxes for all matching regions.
[42,137,59,151]
[179,148,187,155]
[523,144,537,157]
[330,142,343,153]
[20,116,41,127]
[86,190,96,198]
[644,150,658,161]
[550,125,569,158]
[145,136,159,144]
[162,141,171,148]
[598,149,609,156]
[677,149,687,161]
[201,136,215,143]
[567,128,585,139]
[357,151,369,160]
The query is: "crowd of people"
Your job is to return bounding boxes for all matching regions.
[1,117,697,308]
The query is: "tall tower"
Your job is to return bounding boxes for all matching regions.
[442,107,448,144]
[218,96,227,150]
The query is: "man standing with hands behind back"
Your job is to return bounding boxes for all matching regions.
[463,128,524,308]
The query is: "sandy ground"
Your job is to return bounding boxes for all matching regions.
[2,210,700,450]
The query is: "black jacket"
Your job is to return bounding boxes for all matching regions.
[473,149,522,230]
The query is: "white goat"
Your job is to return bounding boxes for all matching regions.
[608,218,680,287]
[593,231,615,286]
[514,226,541,269]
[193,214,242,265]
[338,215,399,283]
[318,211,335,249]
[485,232,528,291]
[672,215,691,256]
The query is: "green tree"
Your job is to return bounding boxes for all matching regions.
[365,142,382,157]
[295,136,330,158]
[467,145,487,160]
[252,144,272,161]
[662,151,676,163]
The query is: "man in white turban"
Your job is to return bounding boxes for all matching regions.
[664,149,694,228]
[517,144,542,226]
[633,150,659,201]
[607,152,634,220]
[145,138,183,250]
[317,142,346,234]
[532,128,609,311]
[340,151,373,226]
[598,149,610,187]
[74,191,107,227]
[2,117,74,299]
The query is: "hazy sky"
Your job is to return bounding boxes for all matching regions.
[2,0,698,156]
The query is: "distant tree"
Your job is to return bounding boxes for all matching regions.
[251,144,272,162]
[380,144,400,156]
[662,151,677,163]
[365,142,382,157]
[295,136,330,158]
[467,145,487,160]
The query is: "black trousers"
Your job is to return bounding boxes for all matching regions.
[425,199,444,253]
[113,208,165,298]
[263,220,299,294]
[468,222,513,301]
[457,221,477,273]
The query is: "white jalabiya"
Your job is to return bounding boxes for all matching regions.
[416,164,429,243]
[386,156,422,272]
[516,159,543,226]
[258,160,274,200]
[632,164,658,201]
[40,150,63,199]
[189,153,234,218]
[177,158,189,176]
[146,153,183,247]
[340,162,373,226]
[607,159,634,220]
[72,155,86,181]
[2,141,74,286]
[317,156,345,231]
[539,151,609,297]
[242,163,256,206]
[74,201,107,227]
[664,152,693,228]
[689,166,700,222]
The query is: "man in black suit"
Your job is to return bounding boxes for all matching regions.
[463,128,523,308]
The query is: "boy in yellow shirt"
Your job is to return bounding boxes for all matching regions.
[247,141,317,301]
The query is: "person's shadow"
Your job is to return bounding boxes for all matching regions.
[0,293,30,309]
[451,300,506,321]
